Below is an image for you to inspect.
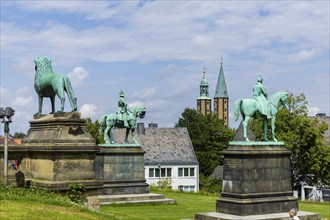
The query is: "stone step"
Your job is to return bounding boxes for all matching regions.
[98,193,176,205]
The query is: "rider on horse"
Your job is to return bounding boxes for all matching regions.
[253,76,271,119]
[117,90,129,128]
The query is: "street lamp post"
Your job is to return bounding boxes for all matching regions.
[158,164,161,189]
[0,107,15,186]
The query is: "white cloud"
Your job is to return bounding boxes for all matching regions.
[291,48,321,62]
[79,103,98,119]
[132,86,157,99]
[128,101,145,108]
[11,96,33,108]
[1,1,329,132]
[68,66,88,87]
[308,106,321,117]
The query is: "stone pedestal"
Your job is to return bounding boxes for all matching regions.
[96,144,149,195]
[22,112,103,192]
[194,141,322,220]
[216,142,297,216]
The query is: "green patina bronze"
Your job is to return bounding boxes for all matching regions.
[99,91,146,145]
[34,56,77,116]
[234,76,288,142]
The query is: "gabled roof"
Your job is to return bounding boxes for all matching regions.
[112,127,199,166]
[214,63,228,98]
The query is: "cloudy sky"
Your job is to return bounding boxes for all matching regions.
[0,1,329,135]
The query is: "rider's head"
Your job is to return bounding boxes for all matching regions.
[257,76,263,83]
[119,90,125,97]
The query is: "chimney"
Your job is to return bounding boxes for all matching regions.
[137,123,145,135]
[316,113,326,118]
[148,122,158,128]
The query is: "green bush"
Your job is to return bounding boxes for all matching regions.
[67,184,86,204]
[199,175,222,194]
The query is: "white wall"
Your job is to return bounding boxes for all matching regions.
[145,164,199,192]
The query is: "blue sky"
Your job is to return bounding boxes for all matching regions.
[0,1,329,134]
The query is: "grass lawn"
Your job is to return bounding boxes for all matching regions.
[101,189,330,220]
[0,200,115,220]
[101,190,218,220]
[1,186,329,220]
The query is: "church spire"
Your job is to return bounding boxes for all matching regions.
[214,57,229,127]
[214,57,228,98]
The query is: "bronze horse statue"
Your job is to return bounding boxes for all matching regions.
[234,91,288,142]
[99,106,146,144]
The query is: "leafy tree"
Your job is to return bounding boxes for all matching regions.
[85,118,104,144]
[176,108,235,176]
[13,132,26,138]
[251,92,329,188]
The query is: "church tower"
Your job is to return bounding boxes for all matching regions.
[197,67,211,116]
[214,58,229,127]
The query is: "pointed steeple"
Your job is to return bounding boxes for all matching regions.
[213,58,229,127]
[214,58,228,98]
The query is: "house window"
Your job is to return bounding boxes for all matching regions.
[149,168,172,178]
[183,185,195,191]
[178,167,195,177]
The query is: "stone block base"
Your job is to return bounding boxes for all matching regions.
[195,211,321,220]
[216,194,297,216]
[97,145,149,195]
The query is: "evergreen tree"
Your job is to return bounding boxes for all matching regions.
[13,132,26,139]
[85,118,104,144]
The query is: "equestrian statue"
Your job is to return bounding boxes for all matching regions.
[99,91,146,144]
[34,56,77,117]
[234,76,288,142]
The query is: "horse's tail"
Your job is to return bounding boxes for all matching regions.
[63,76,77,111]
[234,99,243,121]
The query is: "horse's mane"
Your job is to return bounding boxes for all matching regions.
[270,91,288,105]
[34,56,54,92]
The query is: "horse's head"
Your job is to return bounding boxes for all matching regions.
[34,56,53,75]
[279,92,288,108]
[130,106,146,119]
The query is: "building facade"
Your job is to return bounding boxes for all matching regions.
[112,124,199,192]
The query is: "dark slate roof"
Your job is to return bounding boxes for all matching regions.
[232,121,256,141]
[112,127,199,165]
[209,165,223,179]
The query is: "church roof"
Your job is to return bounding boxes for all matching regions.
[214,62,228,98]
[111,127,199,166]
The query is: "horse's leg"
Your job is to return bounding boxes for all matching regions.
[131,127,137,144]
[263,118,269,141]
[104,126,110,144]
[125,127,130,144]
[271,117,277,142]
[109,127,115,144]
[37,95,43,115]
[243,116,250,142]
[50,95,55,114]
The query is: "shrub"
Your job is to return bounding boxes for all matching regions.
[67,184,86,204]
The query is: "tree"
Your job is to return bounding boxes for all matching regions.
[85,118,104,144]
[13,132,26,139]
[176,108,235,176]
[251,92,329,188]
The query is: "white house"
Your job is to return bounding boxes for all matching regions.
[113,123,199,192]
